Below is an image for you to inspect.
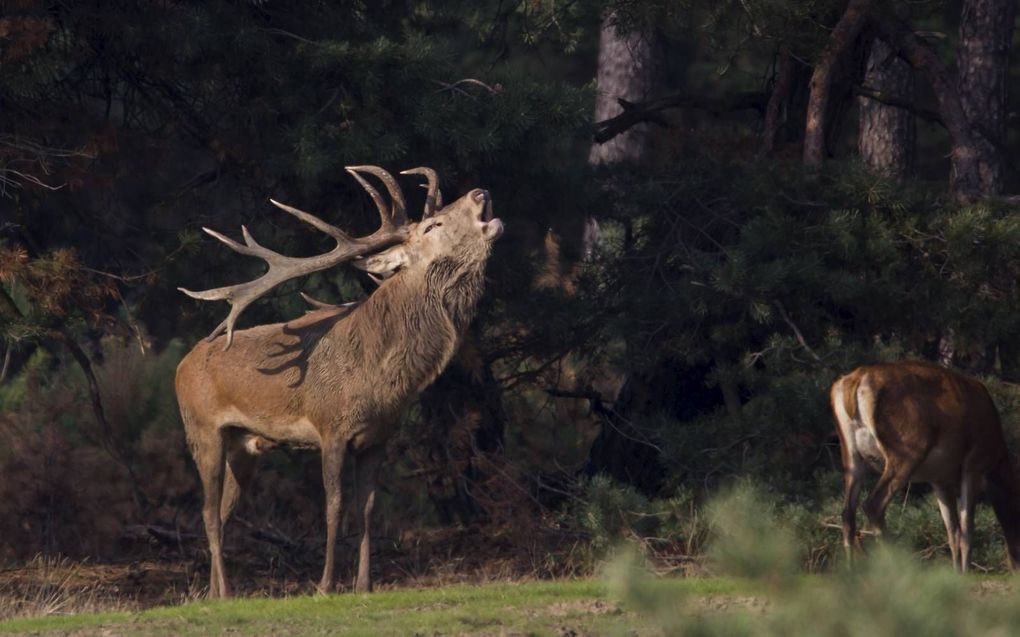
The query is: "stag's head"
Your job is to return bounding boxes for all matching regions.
[179,165,502,349]
[354,174,503,282]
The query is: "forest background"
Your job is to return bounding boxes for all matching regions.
[2,0,1020,596]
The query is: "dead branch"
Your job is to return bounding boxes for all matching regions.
[233,517,304,553]
[0,344,10,384]
[545,385,664,454]
[853,84,944,126]
[432,78,503,98]
[130,524,201,546]
[251,528,301,552]
[593,92,767,144]
[774,300,823,362]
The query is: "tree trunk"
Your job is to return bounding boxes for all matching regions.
[957,0,1015,195]
[875,19,985,202]
[803,0,873,167]
[762,47,795,154]
[588,11,661,166]
[858,38,915,178]
[582,10,668,492]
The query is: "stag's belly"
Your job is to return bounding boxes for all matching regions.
[215,406,322,448]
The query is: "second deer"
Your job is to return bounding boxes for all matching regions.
[832,361,1020,571]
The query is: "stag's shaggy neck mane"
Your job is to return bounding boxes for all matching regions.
[326,253,490,397]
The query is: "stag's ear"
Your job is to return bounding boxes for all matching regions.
[352,244,410,277]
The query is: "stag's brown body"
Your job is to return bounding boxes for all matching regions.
[831,361,1020,571]
[176,166,502,597]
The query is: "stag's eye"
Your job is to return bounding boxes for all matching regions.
[423,222,442,235]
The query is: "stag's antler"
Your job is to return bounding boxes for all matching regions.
[400,167,443,216]
[179,166,413,350]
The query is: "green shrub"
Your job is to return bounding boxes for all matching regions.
[610,487,1020,637]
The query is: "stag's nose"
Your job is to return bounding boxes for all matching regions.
[471,189,489,204]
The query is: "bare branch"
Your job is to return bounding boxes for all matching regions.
[593,92,766,144]
[853,84,944,126]
[0,343,10,384]
[774,300,822,362]
[432,78,503,97]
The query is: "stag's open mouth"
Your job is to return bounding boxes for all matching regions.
[473,190,502,240]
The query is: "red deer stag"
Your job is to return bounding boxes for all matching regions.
[175,165,503,597]
[832,361,1020,571]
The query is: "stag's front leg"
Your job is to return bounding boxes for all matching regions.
[318,437,348,594]
[354,446,385,593]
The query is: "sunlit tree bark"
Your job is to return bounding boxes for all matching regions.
[858,38,915,178]
[588,11,661,166]
[956,0,1016,195]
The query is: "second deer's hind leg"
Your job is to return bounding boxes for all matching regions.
[957,472,978,573]
[933,484,962,571]
[862,454,924,539]
[841,454,866,563]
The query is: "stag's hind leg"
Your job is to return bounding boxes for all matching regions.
[220,431,262,528]
[192,427,231,598]
[353,446,385,593]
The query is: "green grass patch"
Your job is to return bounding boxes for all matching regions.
[0,577,752,636]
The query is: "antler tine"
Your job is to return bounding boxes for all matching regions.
[299,292,361,311]
[400,167,443,217]
[346,165,408,227]
[343,169,389,229]
[179,183,413,350]
[269,199,350,242]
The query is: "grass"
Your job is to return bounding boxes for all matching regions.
[7,486,1020,636]
[0,577,752,636]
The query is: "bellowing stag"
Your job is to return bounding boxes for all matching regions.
[175,166,503,597]
[832,361,1020,571]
